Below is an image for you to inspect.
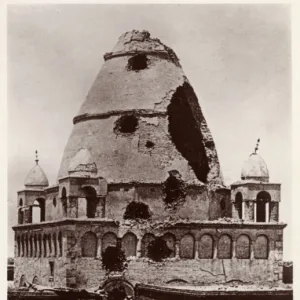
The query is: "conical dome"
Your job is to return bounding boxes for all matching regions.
[24,158,49,188]
[241,153,269,182]
[58,30,223,186]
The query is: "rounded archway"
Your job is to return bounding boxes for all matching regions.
[102,279,135,300]
[82,186,98,218]
[256,191,271,222]
[235,192,243,220]
[32,198,45,223]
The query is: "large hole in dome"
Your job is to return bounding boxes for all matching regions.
[167,82,210,183]
[127,54,148,71]
[114,115,138,134]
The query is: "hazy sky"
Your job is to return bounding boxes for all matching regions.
[7,4,291,258]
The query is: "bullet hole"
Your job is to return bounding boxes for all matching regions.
[124,201,151,220]
[163,170,186,206]
[167,82,210,183]
[147,237,172,262]
[101,246,127,272]
[127,54,148,71]
[115,115,138,134]
[107,286,127,300]
[146,141,155,149]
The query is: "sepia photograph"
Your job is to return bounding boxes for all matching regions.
[5,3,293,300]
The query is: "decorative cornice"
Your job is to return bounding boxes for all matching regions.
[73,110,167,125]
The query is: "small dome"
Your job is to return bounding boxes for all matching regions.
[241,153,269,182]
[24,163,49,188]
[68,148,97,176]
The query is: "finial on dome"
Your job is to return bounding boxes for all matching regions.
[254,138,260,154]
[35,150,39,165]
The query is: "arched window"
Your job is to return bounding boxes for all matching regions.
[29,235,33,257]
[19,275,26,287]
[102,232,117,253]
[199,234,214,259]
[38,234,42,257]
[58,232,63,257]
[162,233,176,258]
[53,233,57,257]
[43,234,47,257]
[82,232,97,257]
[53,197,57,207]
[235,192,243,220]
[83,187,97,218]
[32,199,45,223]
[256,192,271,222]
[236,235,250,259]
[18,209,24,225]
[17,236,21,257]
[141,233,155,257]
[180,234,195,259]
[61,187,67,217]
[34,235,37,257]
[218,234,232,259]
[32,276,39,284]
[25,235,28,257]
[121,232,137,258]
[254,235,269,259]
[48,234,52,256]
[21,235,24,257]
[19,198,23,207]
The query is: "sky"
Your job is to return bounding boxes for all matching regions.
[7,4,292,259]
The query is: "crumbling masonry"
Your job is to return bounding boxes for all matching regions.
[13,30,286,298]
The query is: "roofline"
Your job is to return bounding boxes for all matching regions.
[12,218,118,230]
[231,181,281,187]
[136,283,293,296]
[12,219,287,231]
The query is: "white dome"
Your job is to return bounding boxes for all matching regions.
[24,163,49,188]
[241,153,269,182]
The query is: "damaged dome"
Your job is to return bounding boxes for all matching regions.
[58,30,223,186]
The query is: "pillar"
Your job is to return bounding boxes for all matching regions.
[242,202,245,220]
[175,241,180,258]
[97,237,102,258]
[254,202,257,222]
[47,236,51,257]
[194,240,199,259]
[54,235,58,257]
[36,237,40,258]
[213,239,218,259]
[232,240,236,259]
[265,202,269,223]
[136,238,142,258]
[250,240,255,259]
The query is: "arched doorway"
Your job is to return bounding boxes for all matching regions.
[256,191,271,222]
[235,192,243,220]
[32,199,45,223]
[83,187,97,218]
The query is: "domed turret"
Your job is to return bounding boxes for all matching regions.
[241,139,269,182]
[24,151,49,189]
